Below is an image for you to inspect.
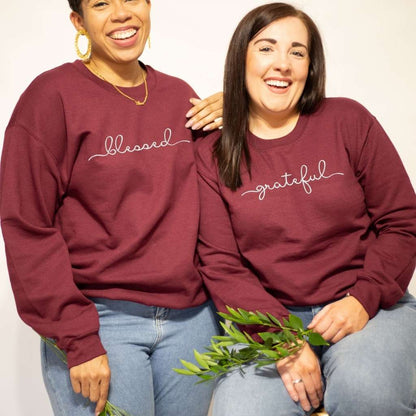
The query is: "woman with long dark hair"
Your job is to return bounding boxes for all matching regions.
[196,3,416,415]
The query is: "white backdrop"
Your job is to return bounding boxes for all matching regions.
[1,1,415,413]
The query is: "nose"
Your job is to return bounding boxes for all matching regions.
[111,1,132,22]
[273,51,291,74]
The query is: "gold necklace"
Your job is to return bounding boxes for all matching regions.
[86,62,148,106]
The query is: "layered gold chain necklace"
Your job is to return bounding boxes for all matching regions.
[86,61,148,106]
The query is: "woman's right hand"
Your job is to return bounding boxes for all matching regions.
[69,354,111,416]
[276,343,323,412]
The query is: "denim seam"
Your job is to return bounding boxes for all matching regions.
[150,307,168,352]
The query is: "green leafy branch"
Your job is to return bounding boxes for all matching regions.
[173,307,328,382]
[41,337,132,416]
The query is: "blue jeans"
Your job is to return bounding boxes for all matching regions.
[41,299,220,416]
[211,292,416,416]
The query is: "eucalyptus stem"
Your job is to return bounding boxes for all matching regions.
[173,306,328,382]
[41,337,133,416]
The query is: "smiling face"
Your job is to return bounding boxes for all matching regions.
[245,16,310,128]
[71,0,151,70]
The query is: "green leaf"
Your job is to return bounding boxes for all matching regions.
[194,350,210,369]
[237,308,251,321]
[308,332,329,346]
[261,349,282,359]
[283,329,297,344]
[225,306,243,320]
[215,340,235,348]
[212,335,233,341]
[288,314,304,330]
[274,345,290,357]
[179,359,201,373]
[267,313,284,328]
[173,368,197,376]
[255,311,270,323]
[258,332,285,344]
[174,307,327,384]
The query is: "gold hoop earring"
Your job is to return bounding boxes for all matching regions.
[75,29,92,62]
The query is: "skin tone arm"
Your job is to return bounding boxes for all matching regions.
[186,92,223,131]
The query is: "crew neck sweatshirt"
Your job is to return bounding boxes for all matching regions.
[1,60,207,367]
[196,98,416,333]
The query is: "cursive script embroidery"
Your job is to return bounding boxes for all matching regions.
[241,160,344,201]
[88,128,191,161]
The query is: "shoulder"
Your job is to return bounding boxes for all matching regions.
[25,62,80,93]
[315,97,375,122]
[6,63,78,140]
[12,62,80,116]
[146,65,197,96]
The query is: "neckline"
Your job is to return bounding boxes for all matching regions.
[247,113,309,150]
[73,59,155,95]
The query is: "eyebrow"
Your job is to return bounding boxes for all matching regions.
[253,38,308,50]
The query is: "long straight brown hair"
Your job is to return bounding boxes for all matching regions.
[214,3,326,191]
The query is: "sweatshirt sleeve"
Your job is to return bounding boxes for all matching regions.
[347,115,416,318]
[195,139,290,336]
[1,92,106,368]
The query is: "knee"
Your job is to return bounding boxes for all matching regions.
[324,365,415,416]
[212,365,305,416]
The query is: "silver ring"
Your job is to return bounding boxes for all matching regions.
[292,378,303,384]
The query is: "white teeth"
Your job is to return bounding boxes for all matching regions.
[110,29,137,40]
[266,80,289,88]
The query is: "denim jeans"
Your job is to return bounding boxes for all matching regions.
[41,299,220,416]
[211,292,416,416]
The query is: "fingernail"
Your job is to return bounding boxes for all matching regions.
[191,123,201,130]
[185,120,192,128]
[185,110,194,118]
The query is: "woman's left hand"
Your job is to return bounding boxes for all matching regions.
[185,92,223,131]
[308,295,369,343]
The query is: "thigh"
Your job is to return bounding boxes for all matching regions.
[151,301,220,416]
[211,361,308,416]
[95,298,156,416]
[322,292,416,416]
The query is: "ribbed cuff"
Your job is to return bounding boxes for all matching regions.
[348,278,381,318]
[65,333,107,369]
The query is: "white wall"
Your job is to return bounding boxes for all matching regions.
[1,1,415,413]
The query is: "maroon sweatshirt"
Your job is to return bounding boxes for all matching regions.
[196,98,416,333]
[1,61,207,367]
